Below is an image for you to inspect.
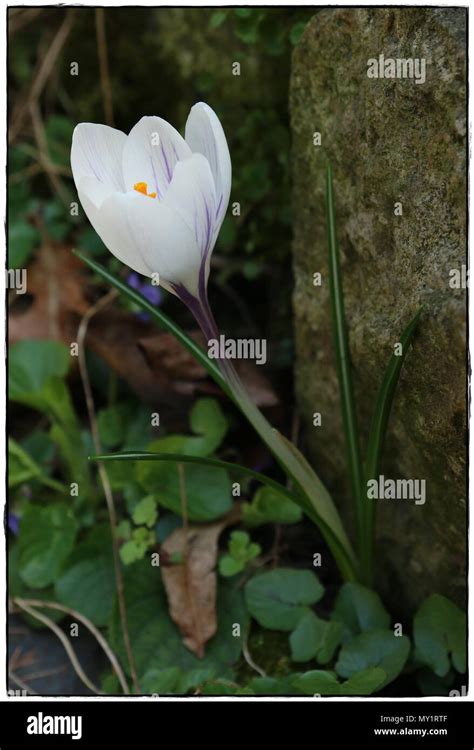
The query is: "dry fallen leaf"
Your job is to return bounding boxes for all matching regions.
[9,244,279,407]
[9,242,89,343]
[161,504,240,658]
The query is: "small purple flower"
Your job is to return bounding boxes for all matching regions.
[8,512,19,536]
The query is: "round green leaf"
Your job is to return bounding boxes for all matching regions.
[335,629,410,688]
[290,611,343,664]
[332,582,390,639]
[414,594,466,676]
[245,568,324,631]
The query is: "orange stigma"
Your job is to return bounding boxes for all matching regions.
[134,181,157,199]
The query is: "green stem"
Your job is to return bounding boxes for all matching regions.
[326,165,366,582]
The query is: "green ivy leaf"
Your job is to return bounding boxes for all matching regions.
[290,611,343,664]
[245,568,324,631]
[219,555,245,578]
[335,629,410,689]
[132,496,158,528]
[243,486,302,527]
[332,582,390,640]
[414,594,466,677]
[119,528,155,566]
[18,504,78,588]
[120,539,146,566]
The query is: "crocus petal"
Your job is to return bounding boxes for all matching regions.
[77,176,151,277]
[71,123,126,191]
[94,190,202,293]
[122,116,192,199]
[185,102,231,226]
[162,153,217,258]
[77,175,116,209]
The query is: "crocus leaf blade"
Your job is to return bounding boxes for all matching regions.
[326,164,364,575]
[90,450,303,506]
[90,449,356,581]
[363,309,422,580]
[364,309,422,482]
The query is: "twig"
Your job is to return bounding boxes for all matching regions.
[21,665,67,682]
[8,8,43,37]
[9,11,75,144]
[8,645,36,671]
[12,599,102,695]
[76,289,140,694]
[178,464,190,546]
[242,624,266,678]
[13,598,129,694]
[29,101,70,206]
[95,9,114,126]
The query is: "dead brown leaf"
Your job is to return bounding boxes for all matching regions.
[8,244,279,407]
[161,504,240,658]
[9,242,89,343]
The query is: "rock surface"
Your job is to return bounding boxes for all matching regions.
[290,7,466,612]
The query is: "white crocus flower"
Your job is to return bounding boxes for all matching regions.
[71,103,356,579]
[71,102,231,303]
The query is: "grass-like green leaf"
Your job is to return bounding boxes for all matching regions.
[326,165,364,571]
[91,449,356,581]
[362,309,421,583]
[90,450,302,506]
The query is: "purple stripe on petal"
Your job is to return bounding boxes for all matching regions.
[150,157,161,198]
[203,202,212,255]
[215,194,223,220]
[161,143,172,183]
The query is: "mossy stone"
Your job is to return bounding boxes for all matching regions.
[290,8,466,613]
